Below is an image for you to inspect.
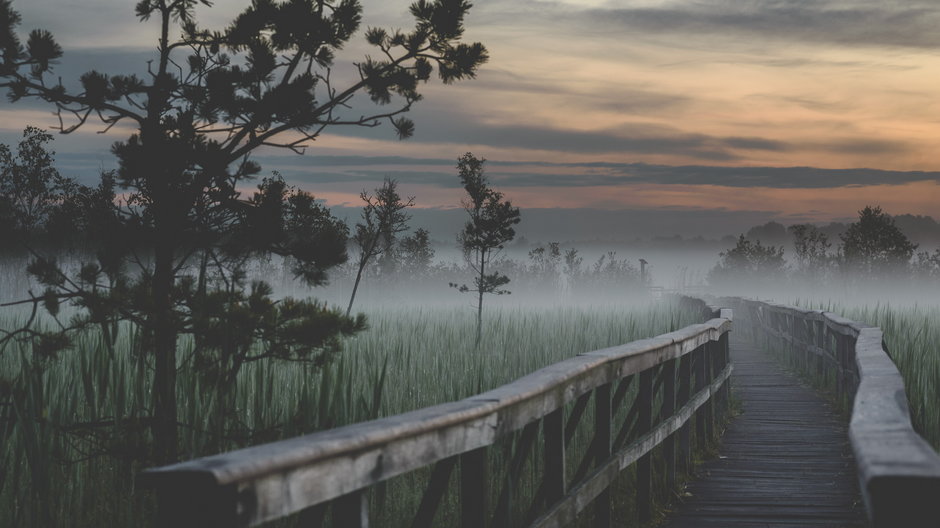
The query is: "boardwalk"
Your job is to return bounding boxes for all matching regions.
[664,334,866,527]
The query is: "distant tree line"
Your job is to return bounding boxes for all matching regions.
[709,205,940,286]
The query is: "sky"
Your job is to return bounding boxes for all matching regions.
[2,0,939,238]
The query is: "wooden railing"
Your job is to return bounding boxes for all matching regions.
[725,297,940,528]
[139,301,732,527]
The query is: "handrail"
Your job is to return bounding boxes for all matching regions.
[723,297,940,528]
[139,301,733,527]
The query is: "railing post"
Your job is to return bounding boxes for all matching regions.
[155,482,238,528]
[298,503,328,527]
[544,408,566,506]
[694,346,707,449]
[637,367,653,523]
[594,383,612,528]
[662,358,677,493]
[836,333,846,404]
[725,329,732,392]
[461,447,488,528]
[845,335,857,412]
[717,329,730,415]
[678,355,692,475]
[333,490,369,528]
[703,341,714,441]
[815,320,825,380]
[801,318,811,373]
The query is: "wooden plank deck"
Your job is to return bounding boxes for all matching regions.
[663,334,866,527]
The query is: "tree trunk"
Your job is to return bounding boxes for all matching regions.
[151,238,178,464]
[346,261,367,317]
[475,253,485,346]
[347,238,378,317]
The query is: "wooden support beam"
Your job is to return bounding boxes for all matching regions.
[333,491,368,528]
[694,346,707,450]
[543,409,566,507]
[612,375,634,409]
[678,355,692,475]
[594,383,612,528]
[492,421,540,528]
[298,502,327,527]
[563,391,592,445]
[703,342,714,442]
[155,481,238,528]
[636,367,653,523]
[662,358,677,492]
[460,447,488,528]
[411,456,458,528]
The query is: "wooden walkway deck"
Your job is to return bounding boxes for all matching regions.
[663,334,866,527]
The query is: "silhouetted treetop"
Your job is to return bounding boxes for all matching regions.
[840,205,917,274]
[0,0,488,148]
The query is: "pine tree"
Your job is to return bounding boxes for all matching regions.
[0,0,487,463]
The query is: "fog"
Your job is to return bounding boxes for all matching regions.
[3,211,939,316]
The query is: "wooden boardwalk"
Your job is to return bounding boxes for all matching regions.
[663,334,866,527]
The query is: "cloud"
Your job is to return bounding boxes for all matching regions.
[326,204,793,241]
[467,69,694,116]
[253,154,940,190]
[584,1,940,49]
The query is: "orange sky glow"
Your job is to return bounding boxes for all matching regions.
[2,0,939,228]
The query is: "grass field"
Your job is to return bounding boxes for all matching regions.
[0,297,703,526]
[3,285,937,526]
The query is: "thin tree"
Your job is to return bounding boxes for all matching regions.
[347,178,414,316]
[399,227,435,277]
[788,223,831,278]
[0,0,487,464]
[450,152,520,344]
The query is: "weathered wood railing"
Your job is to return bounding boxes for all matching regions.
[139,302,732,527]
[725,297,940,528]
